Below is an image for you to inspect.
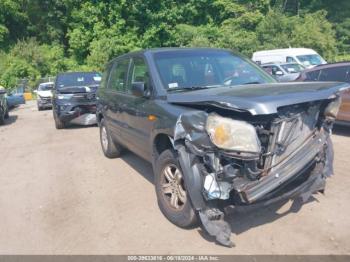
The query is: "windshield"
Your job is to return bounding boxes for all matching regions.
[297,54,325,66]
[281,63,304,73]
[38,84,53,91]
[153,50,275,90]
[56,72,101,89]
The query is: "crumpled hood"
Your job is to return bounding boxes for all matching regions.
[37,90,52,98]
[167,82,350,115]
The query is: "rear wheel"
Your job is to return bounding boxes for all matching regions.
[99,118,122,158]
[53,110,65,129]
[155,149,198,228]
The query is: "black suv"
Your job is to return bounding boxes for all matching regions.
[96,48,347,247]
[52,72,101,129]
[0,87,9,125]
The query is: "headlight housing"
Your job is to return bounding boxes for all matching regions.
[57,94,73,100]
[325,97,342,118]
[206,114,261,153]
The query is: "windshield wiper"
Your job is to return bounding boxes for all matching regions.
[167,85,219,92]
[242,81,261,85]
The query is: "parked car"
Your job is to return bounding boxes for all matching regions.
[252,48,327,68]
[52,72,101,129]
[0,86,9,125]
[261,62,305,82]
[96,48,348,247]
[6,91,25,108]
[35,82,54,110]
[295,62,350,124]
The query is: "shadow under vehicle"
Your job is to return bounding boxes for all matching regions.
[52,72,101,129]
[96,48,348,247]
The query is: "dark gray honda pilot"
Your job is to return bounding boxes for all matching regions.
[96,48,348,247]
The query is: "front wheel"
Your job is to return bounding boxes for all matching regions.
[155,149,198,228]
[53,110,65,129]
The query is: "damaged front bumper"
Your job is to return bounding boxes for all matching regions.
[237,129,329,203]
[173,110,334,247]
[55,103,97,125]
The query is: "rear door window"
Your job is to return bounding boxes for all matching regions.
[108,58,130,92]
[318,66,350,82]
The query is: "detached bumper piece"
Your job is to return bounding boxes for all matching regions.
[58,104,97,125]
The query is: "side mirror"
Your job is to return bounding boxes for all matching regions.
[275,71,284,76]
[131,82,146,97]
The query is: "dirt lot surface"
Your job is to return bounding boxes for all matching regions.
[0,101,350,255]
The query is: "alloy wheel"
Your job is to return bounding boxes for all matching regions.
[161,164,187,210]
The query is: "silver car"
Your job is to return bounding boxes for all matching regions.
[261,62,305,82]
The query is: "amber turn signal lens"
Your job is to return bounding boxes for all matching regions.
[148,115,157,121]
[213,124,230,145]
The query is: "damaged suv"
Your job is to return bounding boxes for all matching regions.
[96,48,348,247]
[53,72,101,129]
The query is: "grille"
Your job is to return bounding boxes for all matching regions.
[72,92,96,102]
[40,97,52,102]
[265,105,320,171]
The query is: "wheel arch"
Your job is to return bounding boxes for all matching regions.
[153,133,174,159]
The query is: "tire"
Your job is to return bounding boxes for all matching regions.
[4,108,9,119]
[38,105,42,111]
[0,111,4,125]
[99,118,122,158]
[155,149,198,228]
[53,110,65,129]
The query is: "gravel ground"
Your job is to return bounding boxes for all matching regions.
[0,101,349,254]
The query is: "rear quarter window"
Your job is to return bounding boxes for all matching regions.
[100,63,113,89]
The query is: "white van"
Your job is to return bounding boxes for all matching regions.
[252,48,327,68]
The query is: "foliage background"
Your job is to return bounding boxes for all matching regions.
[0,0,349,88]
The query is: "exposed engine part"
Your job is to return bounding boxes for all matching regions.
[69,113,97,125]
[203,172,233,200]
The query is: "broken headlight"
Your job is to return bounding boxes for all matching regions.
[206,114,261,153]
[325,97,342,118]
